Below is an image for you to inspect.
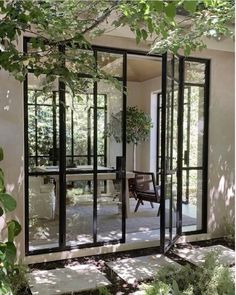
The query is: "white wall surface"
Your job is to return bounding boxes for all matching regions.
[126,76,161,172]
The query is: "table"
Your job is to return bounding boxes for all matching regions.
[34,166,135,217]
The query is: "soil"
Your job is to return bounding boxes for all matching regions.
[20,237,234,295]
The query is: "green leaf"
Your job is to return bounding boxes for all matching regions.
[165,2,176,19]
[0,193,17,212]
[183,1,197,13]
[5,242,16,264]
[136,29,142,43]
[151,1,163,12]
[0,168,4,193]
[141,29,148,40]
[0,147,3,161]
[7,220,21,241]
[7,221,15,242]
[0,206,3,217]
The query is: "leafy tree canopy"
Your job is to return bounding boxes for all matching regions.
[0,0,234,91]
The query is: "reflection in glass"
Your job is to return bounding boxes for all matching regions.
[27,74,59,171]
[97,52,123,77]
[182,170,202,231]
[183,86,204,168]
[65,86,107,168]
[29,175,59,250]
[96,79,123,241]
[66,178,93,246]
[97,179,122,242]
[185,61,205,84]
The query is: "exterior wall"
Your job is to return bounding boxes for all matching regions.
[0,68,25,257]
[0,33,234,263]
[191,49,235,235]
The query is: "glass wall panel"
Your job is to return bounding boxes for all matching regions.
[28,175,59,251]
[185,61,205,84]
[183,86,204,169]
[97,79,123,242]
[27,73,59,170]
[27,73,60,251]
[182,60,206,233]
[182,170,202,231]
[66,178,94,246]
[97,52,123,77]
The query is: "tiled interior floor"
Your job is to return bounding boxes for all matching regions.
[29,198,198,251]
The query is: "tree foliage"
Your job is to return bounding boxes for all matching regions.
[106,106,153,145]
[0,0,234,91]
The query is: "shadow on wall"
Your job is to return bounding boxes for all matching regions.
[208,144,235,236]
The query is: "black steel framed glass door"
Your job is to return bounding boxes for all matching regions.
[24,37,127,254]
[160,54,183,253]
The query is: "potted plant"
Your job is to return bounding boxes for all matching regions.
[106,106,153,170]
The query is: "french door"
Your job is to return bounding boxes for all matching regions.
[160,54,183,253]
[160,54,209,253]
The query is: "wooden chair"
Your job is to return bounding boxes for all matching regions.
[133,171,161,216]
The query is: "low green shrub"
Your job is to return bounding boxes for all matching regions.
[142,251,234,295]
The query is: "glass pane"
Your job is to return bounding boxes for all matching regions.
[183,86,204,167]
[37,105,54,155]
[28,73,58,96]
[29,175,59,251]
[97,52,123,77]
[65,48,95,76]
[97,79,123,242]
[185,61,205,84]
[174,57,179,81]
[65,80,93,167]
[182,170,202,232]
[98,80,123,169]
[97,178,122,242]
[27,73,59,170]
[66,178,93,246]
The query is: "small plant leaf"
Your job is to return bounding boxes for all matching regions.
[183,1,197,14]
[165,2,176,19]
[0,206,4,217]
[7,220,21,242]
[0,193,17,212]
[0,147,3,161]
[5,241,17,264]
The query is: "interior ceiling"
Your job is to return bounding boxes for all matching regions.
[127,56,162,82]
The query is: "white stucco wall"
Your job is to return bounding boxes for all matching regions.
[191,49,235,235]
[0,33,234,262]
[126,77,162,172]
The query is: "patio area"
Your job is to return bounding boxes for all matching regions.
[28,241,235,295]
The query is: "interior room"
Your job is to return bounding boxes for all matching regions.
[26,48,206,252]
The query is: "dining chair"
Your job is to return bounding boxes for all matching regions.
[133,171,161,216]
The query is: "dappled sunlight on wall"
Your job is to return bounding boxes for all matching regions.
[0,69,25,260]
[208,149,235,235]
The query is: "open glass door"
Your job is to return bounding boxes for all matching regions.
[160,53,183,253]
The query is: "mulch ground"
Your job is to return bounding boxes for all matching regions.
[22,237,234,295]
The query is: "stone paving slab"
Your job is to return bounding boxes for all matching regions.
[28,264,111,295]
[174,245,235,267]
[106,254,180,284]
